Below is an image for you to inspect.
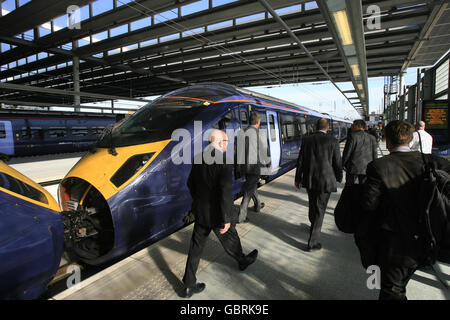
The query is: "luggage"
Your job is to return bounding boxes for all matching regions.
[334,184,363,234]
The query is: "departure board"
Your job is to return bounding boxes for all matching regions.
[423,100,448,130]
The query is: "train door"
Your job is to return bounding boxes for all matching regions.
[266,111,281,172]
[0,121,14,155]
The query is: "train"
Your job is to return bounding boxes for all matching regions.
[0,111,117,157]
[0,82,352,299]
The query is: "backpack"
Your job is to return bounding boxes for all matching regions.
[417,133,450,265]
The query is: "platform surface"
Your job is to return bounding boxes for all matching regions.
[52,143,450,300]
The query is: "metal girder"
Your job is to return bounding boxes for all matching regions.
[401,0,449,72]
[0,82,153,102]
[0,0,94,37]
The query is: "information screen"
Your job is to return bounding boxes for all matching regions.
[423,100,448,130]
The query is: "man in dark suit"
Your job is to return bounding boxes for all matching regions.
[237,112,270,223]
[295,118,343,251]
[342,119,377,185]
[358,120,450,300]
[180,129,258,298]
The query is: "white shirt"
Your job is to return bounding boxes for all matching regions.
[409,130,433,154]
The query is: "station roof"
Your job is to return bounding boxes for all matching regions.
[0,0,449,117]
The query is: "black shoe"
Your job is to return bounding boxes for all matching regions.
[239,249,258,271]
[308,243,322,252]
[238,217,250,224]
[253,203,265,213]
[179,283,206,298]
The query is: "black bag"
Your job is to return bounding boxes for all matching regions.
[334,183,363,233]
[417,133,450,265]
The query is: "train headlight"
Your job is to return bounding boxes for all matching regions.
[110,152,155,188]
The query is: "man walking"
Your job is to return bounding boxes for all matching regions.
[409,121,433,154]
[238,112,270,223]
[357,120,450,300]
[295,118,343,251]
[342,119,377,185]
[180,130,258,298]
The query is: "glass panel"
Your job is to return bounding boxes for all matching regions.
[0,123,5,139]
[0,172,48,204]
[269,115,276,142]
[97,98,205,147]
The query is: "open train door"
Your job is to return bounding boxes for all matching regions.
[0,121,14,156]
[266,111,281,174]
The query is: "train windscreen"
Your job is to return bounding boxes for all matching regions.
[97,98,205,148]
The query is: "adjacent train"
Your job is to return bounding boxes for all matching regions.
[0,111,116,157]
[0,82,352,299]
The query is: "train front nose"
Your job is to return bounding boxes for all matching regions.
[58,140,170,263]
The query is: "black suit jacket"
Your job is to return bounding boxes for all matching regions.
[295,131,343,192]
[358,151,450,258]
[342,130,377,175]
[187,146,233,228]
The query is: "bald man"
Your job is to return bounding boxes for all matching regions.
[409,121,433,154]
[180,130,258,298]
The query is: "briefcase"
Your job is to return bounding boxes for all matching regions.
[334,184,363,234]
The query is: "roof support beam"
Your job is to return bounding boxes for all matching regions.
[0,82,153,103]
[401,0,448,72]
[257,0,356,113]
[317,0,369,117]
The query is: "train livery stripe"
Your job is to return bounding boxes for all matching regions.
[215,99,309,114]
[64,139,171,200]
[0,161,61,212]
[160,96,310,115]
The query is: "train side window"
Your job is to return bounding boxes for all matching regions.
[92,127,106,136]
[21,127,43,140]
[240,108,249,129]
[72,127,89,136]
[0,123,5,139]
[281,114,295,142]
[306,119,315,135]
[213,112,233,130]
[0,172,48,205]
[47,127,67,138]
[256,110,267,129]
[296,116,307,137]
[269,114,276,142]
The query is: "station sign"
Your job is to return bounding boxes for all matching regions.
[423,100,448,130]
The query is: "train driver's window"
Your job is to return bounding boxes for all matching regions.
[213,112,233,130]
[0,172,48,205]
[0,123,5,139]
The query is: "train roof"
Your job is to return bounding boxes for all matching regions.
[162,82,349,120]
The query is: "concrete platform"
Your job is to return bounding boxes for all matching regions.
[52,164,450,300]
[9,152,84,183]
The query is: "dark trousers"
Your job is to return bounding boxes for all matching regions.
[345,173,367,186]
[239,174,261,222]
[182,222,245,288]
[377,230,420,300]
[306,189,331,247]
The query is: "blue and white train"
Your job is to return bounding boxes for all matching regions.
[0,82,352,299]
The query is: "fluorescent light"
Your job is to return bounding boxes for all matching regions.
[351,64,360,77]
[333,10,353,45]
